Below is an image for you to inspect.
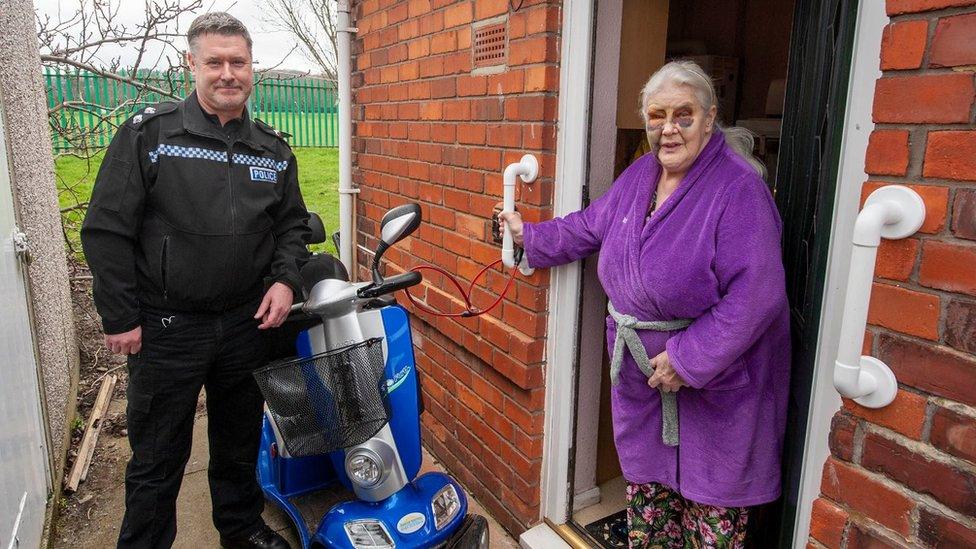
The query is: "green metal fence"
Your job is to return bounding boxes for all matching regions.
[44,68,338,150]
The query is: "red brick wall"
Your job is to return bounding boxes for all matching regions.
[350,0,561,535]
[808,2,976,547]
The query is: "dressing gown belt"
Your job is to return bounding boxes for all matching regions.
[607,302,692,447]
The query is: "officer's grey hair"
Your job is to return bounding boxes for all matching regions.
[640,60,766,178]
[187,12,253,53]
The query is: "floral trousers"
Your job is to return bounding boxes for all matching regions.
[626,481,750,549]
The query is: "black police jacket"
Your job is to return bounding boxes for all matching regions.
[81,92,311,334]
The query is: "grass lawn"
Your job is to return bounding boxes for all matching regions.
[55,147,340,261]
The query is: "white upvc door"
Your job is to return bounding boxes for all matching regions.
[0,100,50,549]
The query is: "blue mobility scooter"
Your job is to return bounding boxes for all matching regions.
[252,204,489,548]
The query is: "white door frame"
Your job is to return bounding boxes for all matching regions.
[529,0,888,545]
[536,0,595,525]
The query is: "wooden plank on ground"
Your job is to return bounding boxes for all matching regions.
[64,373,117,492]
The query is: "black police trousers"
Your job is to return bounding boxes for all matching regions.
[118,301,269,548]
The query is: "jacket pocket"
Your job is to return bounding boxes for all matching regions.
[124,381,157,462]
[160,235,170,299]
[701,356,751,391]
[161,231,236,306]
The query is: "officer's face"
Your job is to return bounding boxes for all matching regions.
[187,33,254,119]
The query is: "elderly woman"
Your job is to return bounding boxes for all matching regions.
[500,60,790,547]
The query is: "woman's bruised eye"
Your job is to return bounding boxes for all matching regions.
[674,110,695,128]
[646,107,697,130]
[648,111,666,123]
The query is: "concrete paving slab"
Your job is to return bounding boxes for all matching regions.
[173,469,220,549]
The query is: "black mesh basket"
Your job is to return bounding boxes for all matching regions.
[253,338,389,457]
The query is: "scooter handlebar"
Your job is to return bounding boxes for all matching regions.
[358,271,422,299]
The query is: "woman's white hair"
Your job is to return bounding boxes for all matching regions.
[639,60,766,178]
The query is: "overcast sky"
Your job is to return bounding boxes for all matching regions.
[33,0,321,73]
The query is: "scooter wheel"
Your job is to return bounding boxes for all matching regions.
[444,514,489,549]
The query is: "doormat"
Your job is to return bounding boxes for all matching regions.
[583,510,628,548]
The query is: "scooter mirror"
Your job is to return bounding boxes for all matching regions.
[379,203,422,247]
[372,203,422,285]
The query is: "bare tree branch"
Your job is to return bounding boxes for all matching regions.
[253,43,307,85]
[48,33,185,58]
[61,202,90,213]
[261,0,338,80]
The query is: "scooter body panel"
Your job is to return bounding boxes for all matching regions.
[377,305,423,482]
[258,303,436,547]
[259,418,338,499]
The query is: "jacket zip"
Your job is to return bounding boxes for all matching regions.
[180,123,253,309]
[226,138,240,308]
[160,235,170,300]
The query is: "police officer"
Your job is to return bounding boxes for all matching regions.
[81,12,307,549]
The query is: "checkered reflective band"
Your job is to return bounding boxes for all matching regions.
[148,144,228,164]
[233,153,289,172]
[148,144,289,173]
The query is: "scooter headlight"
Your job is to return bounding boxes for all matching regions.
[431,484,461,530]
[347,450,383,487]
[344,519,395,548]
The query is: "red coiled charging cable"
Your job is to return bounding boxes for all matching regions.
[403,249,525,318]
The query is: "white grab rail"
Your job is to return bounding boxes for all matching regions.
[502,154,539,275]
[834,185,926,408]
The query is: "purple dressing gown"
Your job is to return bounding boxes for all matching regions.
[522,132,791,507]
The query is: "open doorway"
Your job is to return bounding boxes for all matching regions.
[568,0,856,546]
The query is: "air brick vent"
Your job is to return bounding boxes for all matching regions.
[473,23,507,68]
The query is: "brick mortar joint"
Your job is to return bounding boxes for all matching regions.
[852,416,867,464]
[907,126,927,179]
[937,282,950,344]
[929,394,976,417]
[913,231,976,249]
[971,77,976,124]
[849,513,917,548]
[865,177,976,192]
[868,278,972,315]
[878,65,976,77]
[909,504,923,544]
[918,501,976,534]
[921,400,937,441]
[870,325,976,362]
[861,421,976,474]
[921,11,939,70]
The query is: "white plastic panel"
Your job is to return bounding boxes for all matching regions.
[0,104,48,549]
